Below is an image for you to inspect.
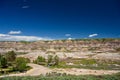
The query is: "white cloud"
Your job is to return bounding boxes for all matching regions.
[67,37,75,40]
[68,37,72,40]
[89,34,98,38]
[0,34,52,41]
[0,34,9,37]
[65,34,71,37]
[8,31,22,35]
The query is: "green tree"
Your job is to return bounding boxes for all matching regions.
[115,48,120,52]
[37,56,46,62]
[14,57,28,72]
[47,55,53,66]
[5,51,16,62]
[0,55,7,68]
[54,55,59,66]
[34,56,46,65]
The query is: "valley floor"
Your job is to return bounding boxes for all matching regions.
[0,63,120,78]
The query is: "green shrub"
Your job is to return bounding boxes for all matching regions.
[47,55,53,66]
[0,55,7,68]
[34,56,46,65]
[14,57,28,72]
[37,56,46,62]
[54,55,59,66]
[115,48,120,52]
[5,51,16,62]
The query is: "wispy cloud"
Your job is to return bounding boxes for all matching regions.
[89,33,98,38]
[8,31,22,35]
[22,5,29,9]
[68,37,72,40]
[65,34,71,37]
[0,34,9,37]
[0,33,52,41]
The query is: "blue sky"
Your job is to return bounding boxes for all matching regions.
[0,0,120,41]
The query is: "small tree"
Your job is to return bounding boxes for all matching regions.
[37,56,46,62]
[115,48,120,52]
[47,55,59,66]
[0,55,2,72]
[34,56,46,65]
[14,57,28,72]
[0,55,7,68]
[54,55,59,66]
[5,51,16,62]
[47,55,53,66]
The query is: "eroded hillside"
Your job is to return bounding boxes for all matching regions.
[0,39,120,53]
[0,39,120,77]
[0,39,120,61]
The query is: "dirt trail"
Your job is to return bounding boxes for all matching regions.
[26,63,52,76]
[0,63,120,78]
[0,63,52,78]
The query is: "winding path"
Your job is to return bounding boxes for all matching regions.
[0,63,120,78]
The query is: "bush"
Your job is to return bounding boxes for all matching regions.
[47,55,59,66]
[37,56,46,62]
[0,55,7,68]
[47,55,53,66]
[14,57,28,72]
[34,56,46,65]
[24,58,30,63]
[5,51,16,62]
[54,55,59,66]
[115,48,120,52]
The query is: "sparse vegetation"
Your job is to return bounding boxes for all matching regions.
[0,55,7,68]
[1,72,120,80]
[46,51,55,54]
[34,55,60,67]
[5,51,16,63]
[54,55,59,66]
[0,39,120,79]
[13,57,30,72]
[52,58,120,70]
[47,55,60,66]
[15,52,28,55]
[115,48,120,52]
[0,51,30,75]
[33,56,46,65]
[20,41,31,44]
[47,55,53,66]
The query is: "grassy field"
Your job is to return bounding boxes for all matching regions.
[50,58,120,70]
[1,72,120,80]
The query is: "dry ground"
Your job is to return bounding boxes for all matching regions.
[18,50,120,61]
[1,51,120,77]
[0,63,120,78]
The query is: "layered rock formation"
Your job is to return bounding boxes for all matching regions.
[0,39,120,53]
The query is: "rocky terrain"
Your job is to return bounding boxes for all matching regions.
[0,39,120,60]
[0,39,120,77]
[0,63,119,78]
[0,39,120,52]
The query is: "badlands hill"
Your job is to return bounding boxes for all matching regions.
[0,38,120,77]
[0,38,120,61]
